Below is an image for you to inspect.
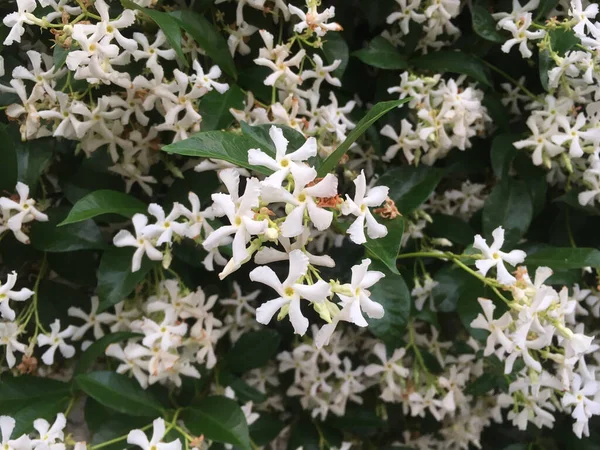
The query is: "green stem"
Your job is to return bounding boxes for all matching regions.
[479,58,538,101]
[90,424,153,449]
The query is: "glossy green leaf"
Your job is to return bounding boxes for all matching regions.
[471,3,505,43]
[250,414,285,447]
[198,85,245,131]
[182,396,251,450]
[53,44,71,71]
[76,371,163,416]
[352,36,408,70]
[163,123,306,175]
[536,0,559,20]
[526,247,600,270]
[30,207,106,252]
[482,179,533,248]
[0,376,71,436]
[225,329,281,374]
[364,216,404,274]
[410,50,492,86]
[0,124,18,192]
[122,0,187,66]
[322,32,349,78]
[97,248,156,312]
[75,332,141,375]
[220,371,268,404]
[433,266,478,312]
[317,99,409,176]
[490,133,519,179]
[366,261,411,346]
[59,190,147,226]
[378,166,444,214]
[170,10,236,79]
[426,213,475,247]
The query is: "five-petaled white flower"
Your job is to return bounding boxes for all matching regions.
[249,249,331,335]
[473,226,526,285]
[0,271,34,321]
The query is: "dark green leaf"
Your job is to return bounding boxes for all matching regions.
[426,214,475,247]
[198,85,245,131]
[250,414,285,447]
[471,3,505,43]
[317,99,409,176]
[536,0,559,20]
[53,44,71,71]
[121,0,187,65]
[322,33,349,78]
[526,247,600,269]
[30,207,106,252]
[13,128,55,193]
[97,248,156,312]
[287,417,320,450]
[482,94,511,133]
[220,371,268,404]
[490,134,519,179]
[555,190,600,216]
[352,36,408,70]
[378,166,444,214]
[75,332,141,375]
[170,10,237,79]
[163,123,306,175]
[59,190,146,226]
[367,261,411,347]
[0,124,18,192]
[432,266,479,312]
[182,396,251,450]
[482,179,533,248]
[225,330,281,374]
[76,371,163,416]
[410,50,492,86]
[550,28,579,54]
[465,372,505,396]
[364,216,404,274]
[0,376,71,436]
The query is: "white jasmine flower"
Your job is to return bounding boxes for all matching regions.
[113,214,164,272]
[473,226,526,285]
[36,320,77,365]
[249,249,331,335]
[248,126,317,188]
[127,418,181,450]
[0,271,34,321]
[342,171,389,244]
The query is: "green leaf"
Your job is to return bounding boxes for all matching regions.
[30,207,106,252]
[378,166,444,214]
[220,371,268,404]
[287,417,320,450]
[198,85,245,131]
[317,99,409,176]
[426,213,475,247]
[550,28,579,54]
[536,0,559,19]
[0,376,71,436]
[75,332,141,375]
[121,0,187,66]
[482,179,533,248]
[465,372,506,396]
[59,190,147,226]
[482,94,510,133]
[163,123,306,175]
[76,371,163,416]
[364,216,404,274]
[555,189,600,216]
[97,248,156,312]
[410,50,492,86]
[11,127,56,193]
[526,247,600,270]
[490,134,519,179]
[433,266,478,312]
[182,396,251,450]
[53,44,71,71]
[250,414,285,447]
[225,330,281,374]
[352,36,408,70]
[170,10,237,79]
[322,33,349,78]
[0,124,18,192]
[367,261,411,347]
[471,3,505,43]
